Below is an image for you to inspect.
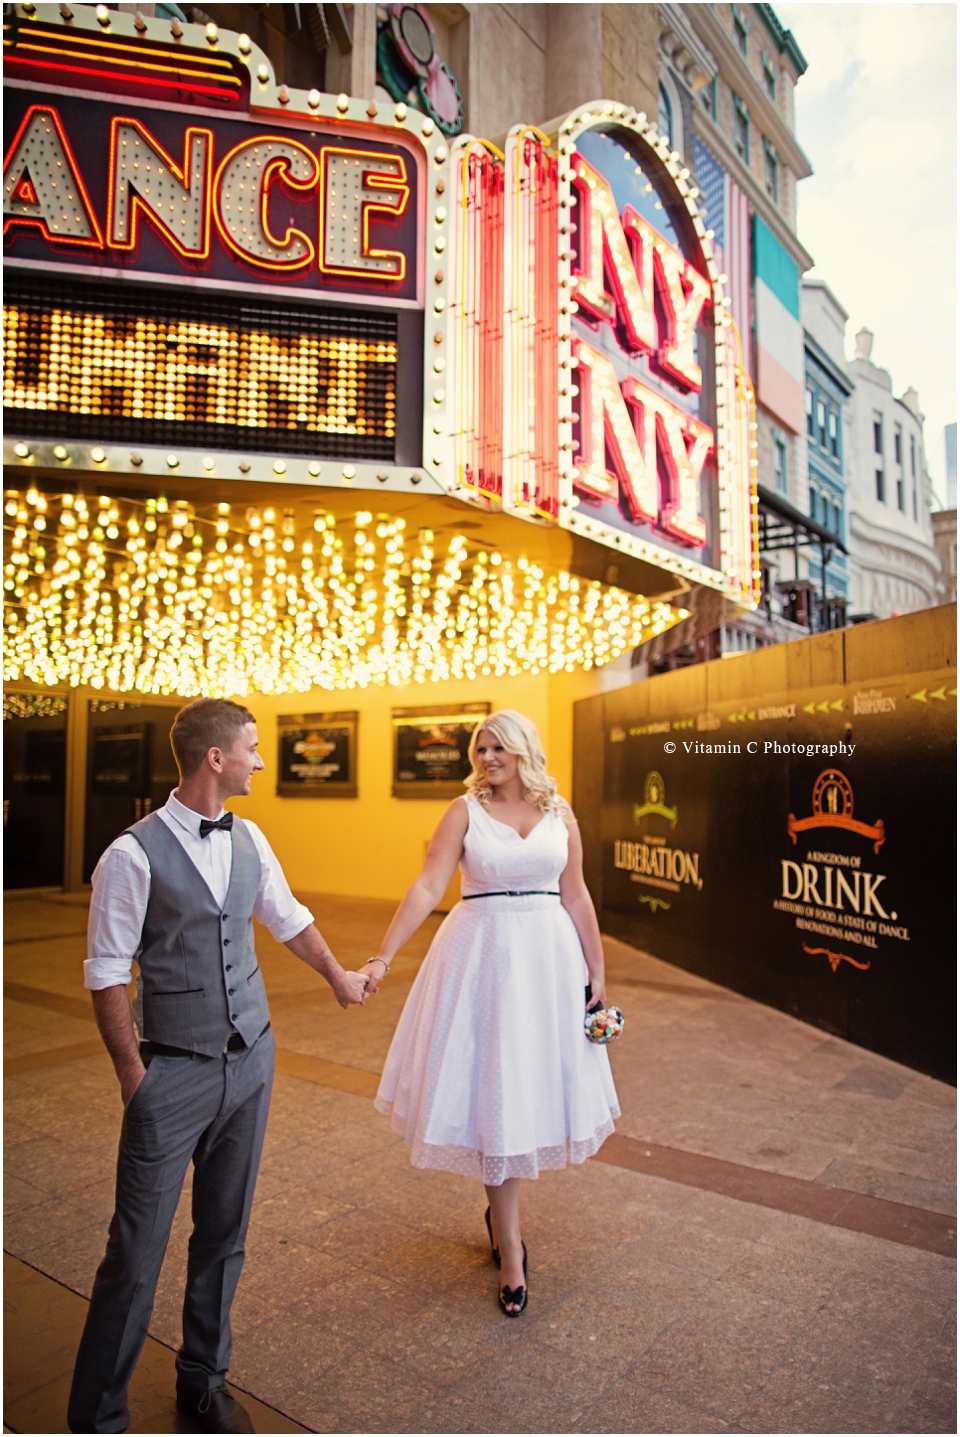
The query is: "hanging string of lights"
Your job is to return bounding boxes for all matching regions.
[3,487,686,696]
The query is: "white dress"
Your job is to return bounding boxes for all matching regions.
[375,794,621,1184]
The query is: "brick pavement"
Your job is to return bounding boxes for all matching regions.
[4,890,956,1434]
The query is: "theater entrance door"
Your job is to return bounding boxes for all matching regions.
[82,702,181,883]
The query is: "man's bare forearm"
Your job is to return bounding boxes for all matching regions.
[284,924,367,1007]
[91,985,145,1104]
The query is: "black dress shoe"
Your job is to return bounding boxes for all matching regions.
[175,1384,254,1433]
[498,1242,529,1317]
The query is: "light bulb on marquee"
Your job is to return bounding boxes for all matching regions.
[3,488,685,697]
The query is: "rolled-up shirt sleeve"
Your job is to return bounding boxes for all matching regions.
[244,822,314,943]
[84,840,151,990]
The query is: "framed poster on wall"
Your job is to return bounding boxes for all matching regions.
[391,703,490,800]
[277,712,358,798]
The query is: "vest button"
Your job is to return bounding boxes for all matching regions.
[228,988,236,995]
[225,964,233,971]
[222,914,229,920]
[230,1013,238,1021]
[223,938,231,945]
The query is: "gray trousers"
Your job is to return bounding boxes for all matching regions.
[67,1028,274,1434]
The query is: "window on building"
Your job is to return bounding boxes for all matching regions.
[658,82,673,148]
[873,414,883,455]
[806,388,815,438]
[809,486,819,523]
[828,409,839,460]
[734,97,750,163]
[773,430,787,494]
[733,4,748,54]
[833,502,842,535]
[876,468,885,503]
[700,76,717,119]
[894,424,904,511]
[763,140,779,202]
[817,399,826,448]
[910,433,916,477]
[762,55,777,100]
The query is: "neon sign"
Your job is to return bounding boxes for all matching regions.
[3,5,755,606]
[3,96,420,302]
[439,104,759,606]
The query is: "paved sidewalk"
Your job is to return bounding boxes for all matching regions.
[4,890,956,1434]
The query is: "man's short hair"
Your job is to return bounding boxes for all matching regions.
[170,698,256,779]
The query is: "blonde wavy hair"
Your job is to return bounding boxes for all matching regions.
[465,710,563,813]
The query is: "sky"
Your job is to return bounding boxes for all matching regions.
[776,1,957,504]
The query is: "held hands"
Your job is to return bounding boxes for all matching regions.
[333,969,370,1010]
[360,957,390,995]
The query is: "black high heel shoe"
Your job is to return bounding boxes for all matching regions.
[499,1242,528,1317]
[483,1205,501,1268]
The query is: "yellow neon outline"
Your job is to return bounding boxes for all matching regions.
[213,136,319,273]
[107,115,212,260]
[3,103,104,249]
[318,146,410,283]
[11,28,237,70]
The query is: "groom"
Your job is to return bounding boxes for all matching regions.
[68,698,368,1434]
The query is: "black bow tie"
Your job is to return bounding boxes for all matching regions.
[199,813,234,839]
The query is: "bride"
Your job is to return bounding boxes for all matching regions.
[362,710,620,1316]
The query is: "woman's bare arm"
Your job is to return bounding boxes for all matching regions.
[362,798,470,992]
[558,807,608,1008]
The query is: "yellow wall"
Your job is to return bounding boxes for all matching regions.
[235,667,605,900]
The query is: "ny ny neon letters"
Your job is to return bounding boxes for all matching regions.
[574,337,709,547]
[571,154,710,393]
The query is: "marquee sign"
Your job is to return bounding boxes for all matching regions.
[3,93,421,301]
[3,4,436,478]
[3,4,757,610]
[436,108,760,606]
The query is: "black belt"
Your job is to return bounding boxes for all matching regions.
[140,1022,270,1060]
[462,891,560,899]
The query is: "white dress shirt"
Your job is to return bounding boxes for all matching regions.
[84,791,313,991]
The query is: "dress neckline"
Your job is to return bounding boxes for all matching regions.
[473,797,548,843]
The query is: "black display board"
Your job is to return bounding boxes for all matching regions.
[22,729,67,795]
[90,724,150,794]
[277,712,357,798]
[574,616,957,1083]
[391,703,490,799]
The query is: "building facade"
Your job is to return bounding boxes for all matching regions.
[801,280,852,627]
[802,278,942,623]
[932,509,957,605]
[634,3,818,667]
[842,329,941,619]
[944,422,957,509]
[3,1,758,896]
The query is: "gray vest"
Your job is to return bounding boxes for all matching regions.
[126,811,271,1058]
